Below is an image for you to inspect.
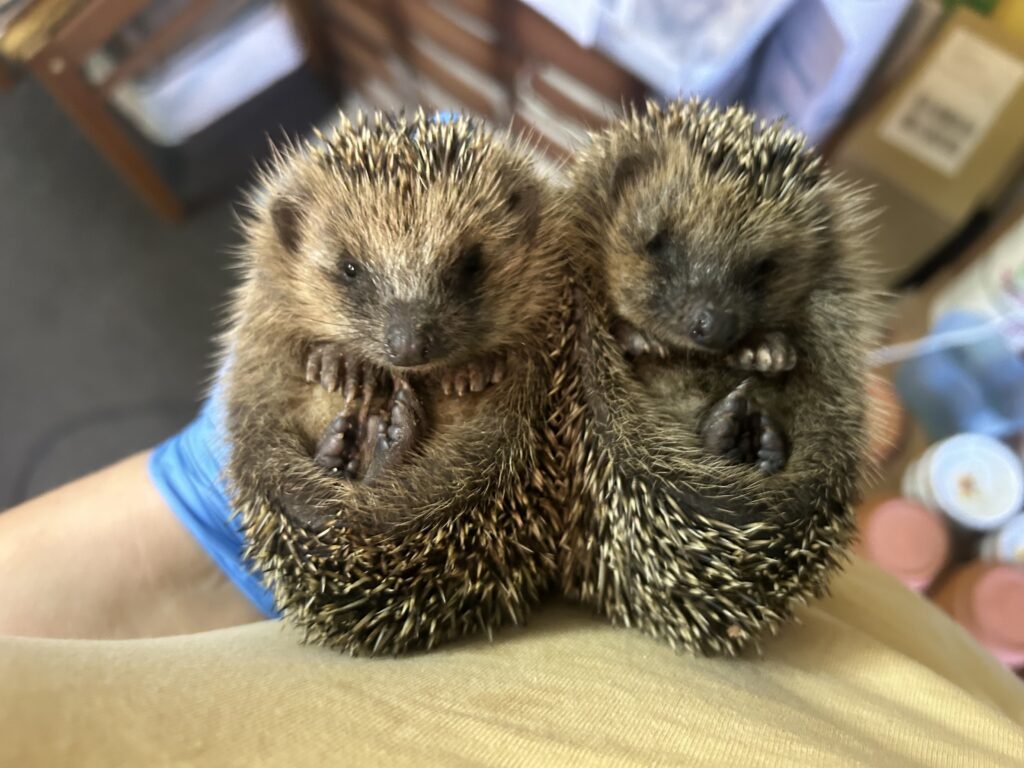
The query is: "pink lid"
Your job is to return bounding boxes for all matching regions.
[969,566,1024,666]
[860,498,949,590]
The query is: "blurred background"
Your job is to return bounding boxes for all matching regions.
[3,0,1024,672]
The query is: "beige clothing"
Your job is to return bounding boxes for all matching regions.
[2,557,1023,767]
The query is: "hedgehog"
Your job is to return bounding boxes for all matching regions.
[221,111,565,655]
[550,98,880,655]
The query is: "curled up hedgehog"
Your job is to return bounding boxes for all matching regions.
[221,111,565,655]
[552,98,880,655]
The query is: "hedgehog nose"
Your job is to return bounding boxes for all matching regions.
[689,306,739,350]
[385,321,434,366]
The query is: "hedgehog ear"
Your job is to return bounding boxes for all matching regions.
[270,195,305,254]
[608,151,653,204]
[507,182,541,243]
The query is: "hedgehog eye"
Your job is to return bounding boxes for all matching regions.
[754,257,778,281]
[340,259,360,282]
[645,230,669,256]
[454,243,484,289]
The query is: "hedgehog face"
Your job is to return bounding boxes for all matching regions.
[255,116,546,372]
[595,120,835,355]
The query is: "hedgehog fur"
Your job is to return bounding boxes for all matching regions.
[551,98,881,655]
[222,111,565,655]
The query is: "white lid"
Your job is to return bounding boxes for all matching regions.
[927,434,1024,531]
[982,514,1024,564]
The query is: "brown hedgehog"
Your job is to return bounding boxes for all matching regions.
[221,111,565,655]
[552,98,880,655]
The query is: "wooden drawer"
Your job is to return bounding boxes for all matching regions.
[400,0,503,76]
[513,73,590,163]
[513,3,644,104]
[323,0,396,53]
[529,68,614,129]
[327,25,391,83]
[441,0,501,24]
[409,42,500,118]
[512,108,573,163]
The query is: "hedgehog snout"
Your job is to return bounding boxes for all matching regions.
[688,304,740,350]
[384,308,439,367]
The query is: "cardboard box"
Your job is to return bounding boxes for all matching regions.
[832,8,1024,286]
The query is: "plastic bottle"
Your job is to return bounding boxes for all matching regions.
[979,514,1024,564]
[855,497,950,591]
[902,434,1024,531]
[933,562,1024,670]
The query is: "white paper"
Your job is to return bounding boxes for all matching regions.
[593,0,796,98]
[109,2,305,146]
[746,0,911,143]
[520,0,607,46]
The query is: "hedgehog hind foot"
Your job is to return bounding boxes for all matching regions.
[701,379,787,474]
[754,413,786,474]
[314,413,362,479]
[362,378,426,482]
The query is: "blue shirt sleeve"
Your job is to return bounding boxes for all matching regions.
[147,392,280,619]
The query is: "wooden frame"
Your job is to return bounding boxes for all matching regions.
[24,0,286,221]
[28,5,184,220]
[0,58,17,90]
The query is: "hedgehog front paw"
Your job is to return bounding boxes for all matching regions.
[611,318,669,359]
[439,352,507,397]
[726,332,796,374]
[306,343,377,402]
[314,413,362,479]
[363,379,426,481]
[701,380,787,474]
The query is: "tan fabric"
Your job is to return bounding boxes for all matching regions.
[2,557,1023,767]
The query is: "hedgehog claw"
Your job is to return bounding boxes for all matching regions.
[343,364,360,402]
[440,352,507,398]
[612,318,669,360]
[305,352,320,384]
[727,332,796,375]
[468,364,486,392]
[491,354,506,384]
[305,343,352,394]
[322,354,342,392]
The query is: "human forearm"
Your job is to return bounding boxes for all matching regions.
[0,451,263,639]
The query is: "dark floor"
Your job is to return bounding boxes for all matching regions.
[0,82,239,505]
